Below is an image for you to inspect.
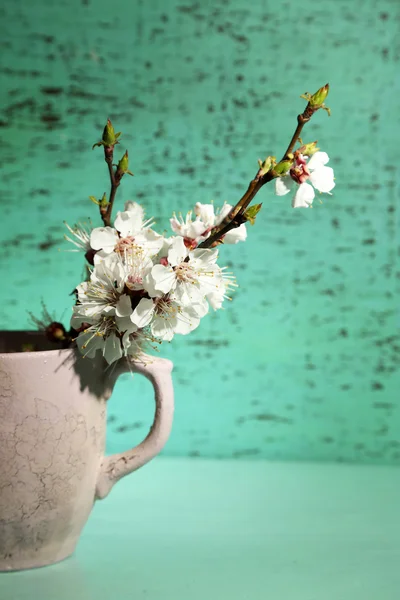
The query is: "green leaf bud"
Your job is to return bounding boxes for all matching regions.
[243,203,262,226]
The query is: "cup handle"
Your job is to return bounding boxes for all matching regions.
[95,355,174,500]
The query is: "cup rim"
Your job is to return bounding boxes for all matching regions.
[0,347,73,359]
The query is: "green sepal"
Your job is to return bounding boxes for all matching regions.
[117,150,134,176]
[298,141,319,156]
[273,159,293,176]
[243,203,262,226]
[89,192,109,207]
[257,156,276,176]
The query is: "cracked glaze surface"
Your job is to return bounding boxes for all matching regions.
[0,343,108,571]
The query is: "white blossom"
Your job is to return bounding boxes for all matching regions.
[123,329,155,361]
[72,249,159,363]
[71,254,132,330]
[90,201,163,261]
[193,202,215,228]
[74,310,135,364]
[79,328,123,364]
[131,294,203,341]
[70,201,240,364]
[114,201,163,255]
[170,202,247,247]
[146,237,234,312]
[275,151,335,208]
[170,211,207,242]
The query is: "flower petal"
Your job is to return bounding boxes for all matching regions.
[275,176,294,196]
[151,264,176,294]
[116,314,137,334]
[207,290,225,310]
[143,272,164,298]
[170,217,182,235]
[75,281,90,302]
[122,330,143,357]
[292,182,315,208]
[151,315,175,341]
[73,302,108,320]
[103,332,122,364]
[90,227,118,252]
[223,223,247,244]
[215,202,232,225]
[206,279,229,309]
[124,201,145,218]
[194,203,215,227]
[131,297,155,328]
[114,203,144,237]
[91,254,124,291]
[116,294,133,318]
[158,236,174,258]
[173,287,209,317]
[114,202,144,237]
[193,297,209,317]
[93,249,110,265]
[177,281,207,306]
[71,305,96,329]
[196,272,222,296]
[76,331,104,358]
[189,247,219,267]
[134,229,164,256]
[307,151,329,171]
[186,219,208,239]
[114,211,134,237]
[124,335,141,358]
[168,236,188,266]
[173,308,200,335]
[309,166,335,193]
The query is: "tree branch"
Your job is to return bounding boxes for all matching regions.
[198,101,316,249]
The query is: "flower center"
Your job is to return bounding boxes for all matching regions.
[155,297,180,319]
[290,154,310,184]
[82,315,118,348]
[126,274,143,290]
[114,236,136,255]
[183,237,198,250]
[174,263,196,283]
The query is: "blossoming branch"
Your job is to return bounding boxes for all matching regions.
[46,84,334,364]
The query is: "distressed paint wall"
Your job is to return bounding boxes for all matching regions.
[0,0,399,463]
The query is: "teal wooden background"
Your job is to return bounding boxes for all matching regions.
[0,0,399,463]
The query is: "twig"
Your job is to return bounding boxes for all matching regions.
[198,99,319,249]
[102,146,121,227]
[282,104,314,159]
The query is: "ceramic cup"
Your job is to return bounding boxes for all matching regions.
[0,331,174,571]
